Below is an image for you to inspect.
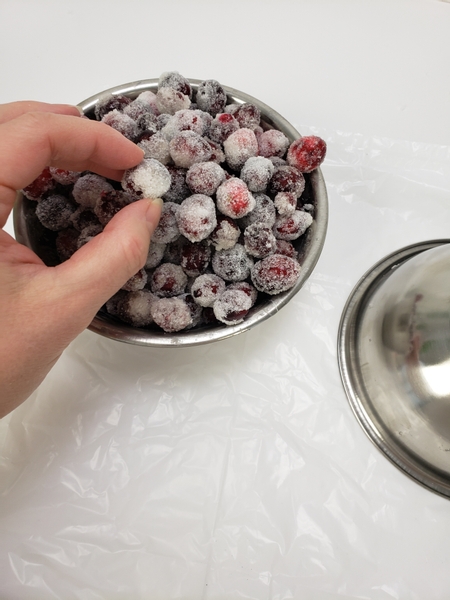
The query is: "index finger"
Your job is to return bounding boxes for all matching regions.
[0,112,144,223]
[0,101,81,125]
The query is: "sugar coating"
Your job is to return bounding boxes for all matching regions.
[204,138,225,164]
[191,273,226,307]
[240,156,275,192]
[182,294,204,329]
[49,167,81,185]
[35,194,76,231]
[251,254,301,295]
[122,158,171,199]
[239,193,277,228]
[186,161,226,195]
[163,167,190,204]
[94,190,133,225]
[210,216,241,251]
[169,130,212,168]
[213,288,252,325]
[145,241,166,269]
[121,268,148,292]
[223,128,259,170]
[94,94,132,120]
[274,239,298,260]
[287,136,327,173]
[258,129,290,158]
[102,109,139,141]
[212,243,254,282]
[123,99,153,122]
[158,71,192,99]
[136,90,160,115]
[150,297,193,332]
[233,103,261,130]
[209,113,239,143]
[216,177,255,219]
[195,80,227,116]
[138,133,171,165]
[73,174,114,208]
[117,290,157,327]
[274,191,297,216]
[244,222,277,258]
[176,194,217,243]
[156,87,191,115]
[180,241,211,276]
[152,202,181,244]
[268,165,305,198]
[227,281,258,306]
[151,262,188,297]
[161,109,207,141]
[273,210,313,241]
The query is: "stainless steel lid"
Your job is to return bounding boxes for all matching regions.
[338,240,450,498]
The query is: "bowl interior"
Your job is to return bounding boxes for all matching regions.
[14,79,328,347]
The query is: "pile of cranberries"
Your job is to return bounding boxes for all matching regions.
[22,72,326,333]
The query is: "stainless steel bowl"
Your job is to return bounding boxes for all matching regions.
[338,240,450,498]
[14,78,328,348]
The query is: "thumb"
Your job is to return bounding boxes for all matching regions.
[55,197,162,316]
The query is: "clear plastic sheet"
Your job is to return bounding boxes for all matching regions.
[2,129,450,599]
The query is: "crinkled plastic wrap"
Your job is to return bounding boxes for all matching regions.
[2,129,450,599]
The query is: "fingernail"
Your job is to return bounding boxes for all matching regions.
[145,197,163,224]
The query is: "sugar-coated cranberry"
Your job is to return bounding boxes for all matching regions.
[239,193,276,228]
[176,194,217,243]
[209,113,239,143]
[94,190,133,225]
[151,263,187,297]
[268,165,305,198]
[161,109,208,141]
[56,228,79,261]
[156,113,171,129]
[117,289,157,327]
[22,167,55,200]
[244,222,277,258]
[212,243,253,282]
[258,129,290,158]
[213,288,252,325]
[36,194,77,231]
[287,136,327,173]
[49,167,81,186]
[138,132,171,165]
[121,268,148,292]
[233,103,261,130]
[156,88,191,115]
[180,241,211,276]
[94,94,132,120]
[210,216,241,251]
[102,109,140,141]
[204,138,225,164]
[169,130,212,168]
[150,297,193,332]
[70,207,100,232]
[223,128,258,170]
[136,90,160,116]
[216,177,255,219]
[240,156,274,192]
[158,71,193,99]
[227,281,258,306]
[152,202,180,244]
[105,290,128,317]
[73,174,114,208]
[145,241,166,269]
[122,158,171,199]
[195,80,227,116]
[274,239,298,260]
[251,254,301,295]
[162,167,190,204]
[136,112,159,135]
[124,99,153,122]
[274,191,297,216]
[273,210,313,241]
[191,273,226,307]
[186,161,226,195]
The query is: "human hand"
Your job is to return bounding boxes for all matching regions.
[0,102,162,417]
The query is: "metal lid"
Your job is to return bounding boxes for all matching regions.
[338,240,450,498]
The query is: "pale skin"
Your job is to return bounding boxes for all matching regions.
[0,101,162,417]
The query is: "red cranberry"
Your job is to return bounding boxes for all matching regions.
[176,194,217,243]
[151,263,187,297]
[213,289,252,325]
[244,223,277,258]
[251,254,301,295]
[150,297,193,332]
[195,80,227,116]
[233,103,261,130]
[169,131,212,168]
[273,210,313,241]
[180,241,211,277]
[268,165,305,198]
[216,177,255,219]
[191,274,226,307]
[94,94,132,120]
[209,113,239,143]
[287,136,327,173]
[22,167,55,200]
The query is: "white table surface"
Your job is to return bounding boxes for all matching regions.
[1,1,450,599]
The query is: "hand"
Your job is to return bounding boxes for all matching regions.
[0,101,162,417]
